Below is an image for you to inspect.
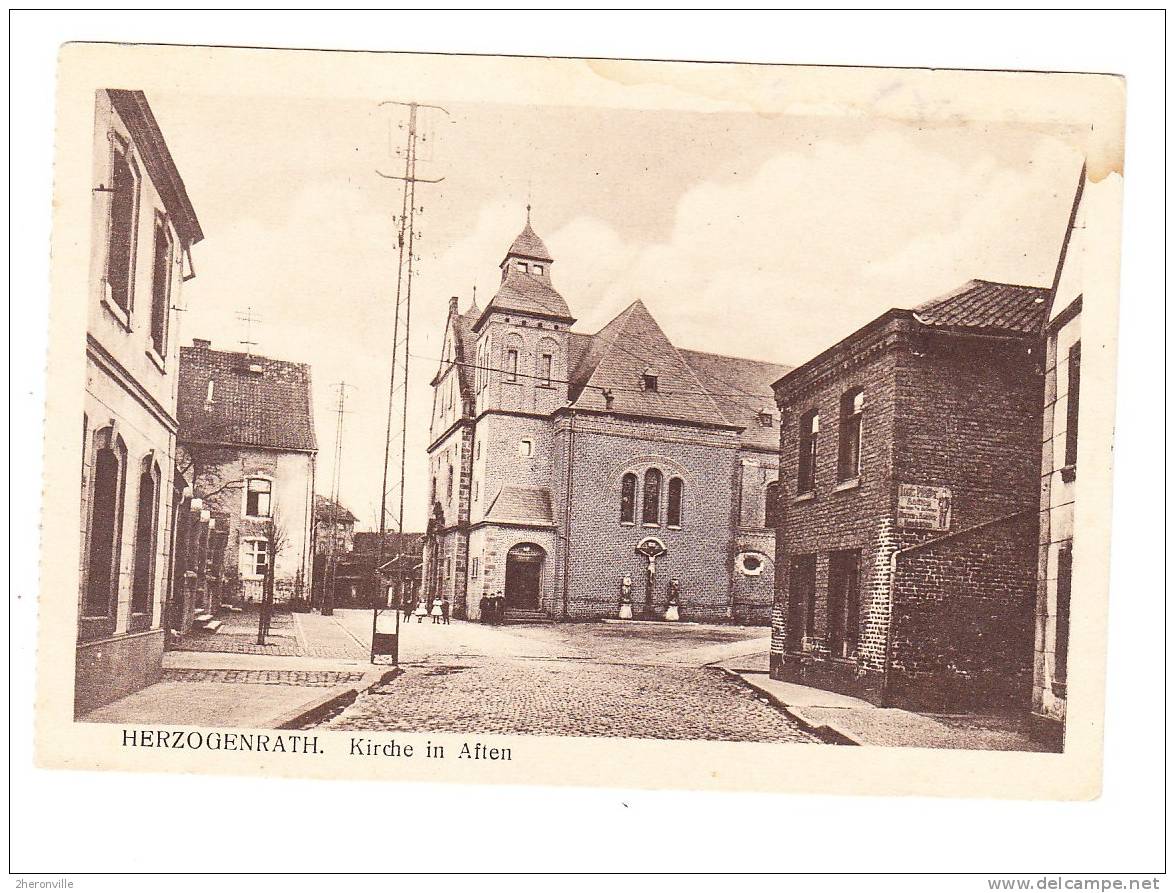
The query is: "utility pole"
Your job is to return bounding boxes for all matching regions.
[370,100,449,664]
[322,380,353,617]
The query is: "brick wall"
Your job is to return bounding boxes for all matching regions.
[552,412,741,621]
[771,314,1043,709]
[889,511,1038,710]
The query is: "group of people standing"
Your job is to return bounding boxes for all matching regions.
[479,594,506,624]
[400,594,449,625]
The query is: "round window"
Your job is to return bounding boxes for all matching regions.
[738,552,767,576]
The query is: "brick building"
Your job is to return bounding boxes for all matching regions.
[424,214,788,622]
[769,280,1049,711]
[312,494,357,608]
[176,340,317,611]
[1033,169,1087,745]
[77,90,203,715]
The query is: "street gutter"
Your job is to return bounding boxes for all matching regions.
[269,667,401,730]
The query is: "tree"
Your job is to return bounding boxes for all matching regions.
[257,510,290,645]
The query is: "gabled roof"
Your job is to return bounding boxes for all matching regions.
[483,486,555,526]
[314,495,357,524]
[912,279,1051,335]
[678,349,791,450]
[502,221,553,264]
[567,300,732,429]
[475,266,574,330]
[177,342,317,452]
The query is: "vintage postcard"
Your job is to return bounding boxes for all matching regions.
[37,42,1124,798]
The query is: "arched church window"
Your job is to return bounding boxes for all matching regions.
[642,468,662,525]
[667,477,684,527]
[619,473,636,524]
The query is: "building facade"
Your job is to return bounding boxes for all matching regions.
[312,495,358,609]
[424,217,788,623]
[770,281,1048,711]
[1033,170,1087,745]
[77,89,204,715]
[176,340,317,611]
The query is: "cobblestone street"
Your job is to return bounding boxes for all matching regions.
[323,613,817,743]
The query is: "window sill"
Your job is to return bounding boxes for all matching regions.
[101,296,132,331]
[536,384,557,390]
[145,346,167,374]
[833,477,860,493]
[642,522,660,529]
[243,515,273,523]
[1059,464,1077,483]
[620,521,635,527]
[793,491,815,504]
[503,380,522,386]
[667,525,682,531]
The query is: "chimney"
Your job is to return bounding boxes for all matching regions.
[192,338,211,349]
[448,296,459,315]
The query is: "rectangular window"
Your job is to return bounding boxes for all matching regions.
[506,349,519,382]
[471,557,480,579]
[106,140,140,314]
[642,372,658,392]
[149,215,173,358]
[786,555,817,651]
[244,539,269,578]
[798,410,819,494]
[245,478,272,517]
[515,261,527,273]
[519,439,534,458]
[1064,341,1081,469]
[827,550,861,659]
[837,389,864,481]
[540,353,553,386]
[1054,544,1072,687]
[533,264,544,276]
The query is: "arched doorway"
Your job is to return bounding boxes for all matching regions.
[505,543,545,612]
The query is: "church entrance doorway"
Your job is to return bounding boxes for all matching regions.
[504,543,544,612]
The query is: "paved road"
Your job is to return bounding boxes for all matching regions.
[324,612,816,744]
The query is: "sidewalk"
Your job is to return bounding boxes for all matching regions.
[79,610,386,729]
[729,670,1053,752]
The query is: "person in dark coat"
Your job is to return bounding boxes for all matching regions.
[479,595,489,624]
[441,596,450,625]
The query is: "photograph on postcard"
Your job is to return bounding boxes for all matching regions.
[38,43,1124,796]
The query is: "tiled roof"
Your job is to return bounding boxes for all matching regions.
[484,486,555,526]
[678,349,791,450]
[479,266,574,325]
[504,221,553,263]
[567,301,733,429]
[314,495,356,524]
[178,343,317,452]
[912,279,1051,335]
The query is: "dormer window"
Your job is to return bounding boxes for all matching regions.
[532,264,544,276]
[516,260,527,273]
[758,410,774,427]
[641,370,659,393]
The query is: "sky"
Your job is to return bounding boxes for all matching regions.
[149,83,1086,533]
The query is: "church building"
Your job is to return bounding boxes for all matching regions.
[423,214,789,623]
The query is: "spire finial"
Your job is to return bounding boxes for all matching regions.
[526,202,531,224]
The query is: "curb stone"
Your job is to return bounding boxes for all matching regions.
[717,667,861,746]
[270,667,401,730]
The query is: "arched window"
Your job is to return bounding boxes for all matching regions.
[765,481,781,528]
[84,428,127,620]
[131,458,160,619]
[667,477,684,527]
[619,473,636,524]
[642,468,662,525]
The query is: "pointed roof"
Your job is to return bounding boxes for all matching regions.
[567,301,732,429]
[912,279,1050,335]
[502,220,553,264]
[474,265,574,330]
